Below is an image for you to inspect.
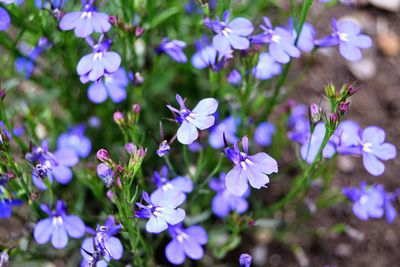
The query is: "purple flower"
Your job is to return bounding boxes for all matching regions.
[209,173,249,218]
[97,163,114,189]
[300,122,336,164]
[252,52,281,80]
[240,253,252,267]
[156,140,171,157]
[287,104,310,144]
[376,185,398,224]
[77,37,121,83]
[359,126,396,176]
[254,122,275,146]
[0,7,11,31]
[209,116,239,149]
[330,120,362,155]
[251,17,300,63]
[158,38,187,63]
[165,224,208,265]
[206,10,253,54]
[80,217,123,267]
[87,67,128,103]
[167,94,218,145]
[26,141,79,190]
[34,200,85,249]
[57,125,91,158]
[343,182,384,221]
[0,188,22,219]
[227,69,242,86]
[59,1,111,38]
[135,191,185,233]
[297,22,316,53]
[191,38,233,71]
[224,136,278,196]
[151,166,193,203]
[315,18,372,62]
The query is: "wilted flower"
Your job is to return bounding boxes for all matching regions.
[77,37,121,83]
[97,163,114,189]
[59,0,111,38]
[157,38,187,63]
[135,191,185,233]
[205,10,253,54]
[209,173,249,218]
[165,224,208,265]
[80,217,123,267]
[224,136,278,196]
[315,18,372,62]
[156,140,171,157]
[34,200,85,249]
[167,94,218,145]
[88,68,128,104]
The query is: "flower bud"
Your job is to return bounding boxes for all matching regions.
[325,83,336,98]
[135,27,144,38]
[97,148,109,162]
[108,16,117,25]
[310,103,321,124]
[132,104,141,114]
[338,101,350,115]
[0,251,9,267]
[239,253,252,267]
[347,85,358,96]
[156,140,170,157]
[113,111,124,125]
[0,89,6,100]
[125,143,136,154]
[329,112,339,127]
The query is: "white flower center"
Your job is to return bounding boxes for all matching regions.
[271,34,281,43]
[359,195,368,205]
[176,232,189,243]
[338,32,349,42]
[362,142,372,153]
[93,52,103,60]
[162,183,174,191]
[81,11,93,19]
[52,216,63,227]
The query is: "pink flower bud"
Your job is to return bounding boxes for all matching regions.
[113,111,124,124]
[97,148,109,161]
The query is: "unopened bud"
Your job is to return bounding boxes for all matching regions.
[325,83,336,98]
[125,143,136,154]
[97,148,109,162]
[108,16,117,25]
[0,89,6,100]
[347,85,358,96]
[135,27,144,38]
[132,104,141,114]
[137,147,146,158]
[338,101,349,115]
[156,140,170,157]
[329,112,339,125]
[310,103,321,123]
[113,111,124,124]
[133,72,144,85]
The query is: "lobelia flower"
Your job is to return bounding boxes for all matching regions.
[157,38,187,63]
[97,163,114,189]
[34,200,85,249]
[330,120,362,154]
[15,37,51,78]
[376,185,398,224]
[296,22,316,53]
[59,0,111,38]
[0,251,8,267]
[191,37,233,71]
[287,104,310,144]
[165,224,208,265]
[135,191,185,233]
[224,136,278,196]
[315,18,372,62]
[343,182,384,221]
[254,121,275,146]
[209,173,249,218]
[26,140,79,190]
[0,188,22,219]
[151,166,193,203]
[57,124,91,158]
[205,10,253,54]
[77,37,121,83]
[251,16,300,64]
[209,116,239,149]
[252,52,281,80]
[300,122,336,164]
[227,69,242,86]
[80,216,123,267]
[167,94,218,145]
[0,7,11,31]
[87,67,128,103]
[156,140,171,157]
[240,253,252,267]
[358,126,396,176]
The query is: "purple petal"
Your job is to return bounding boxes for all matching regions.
[158,208,185,225]
[105,237,123,260]
[229,18,253,36]
[354,35,372,49]
[59,12,81,31]
[166,239,185,265]
[54,149,79,166]
[248,152,278,174]
[230,195,248,214]
[339,42,362,62]
[363,152,385,176]
[192,98,218,115]
[80,238,94,260]
[177,120,198,145]
[151,189,185,207]
[51,226,68,249]
[352,202,369,220]
[228,34,250,50]
[103,52,121,73]
[63,215,85,238]
[246,166,269,189]
[371,143,396,160]
[186,226,208,245]
[270,42,290,64]
[225,165,249,196]
[146,215,168,233]
[76,54,94,76]
[91,12,111,33]
[34,218,53,244]
[190,115,215,130]
[212,193,230,217]
[74,18,93,38]
[183,237,204,260]
[52,165,73,184]
[88,60,105,81]
[107,84,126,103]
[0,202,12,218]
[315,35,339,47]
[362,126,385,145]
[170,176,193,192]
[213,34,231,54]
[88,82,108,103]
[254,122,275,146]
[0,7,11,31]
[338,21,360,35]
